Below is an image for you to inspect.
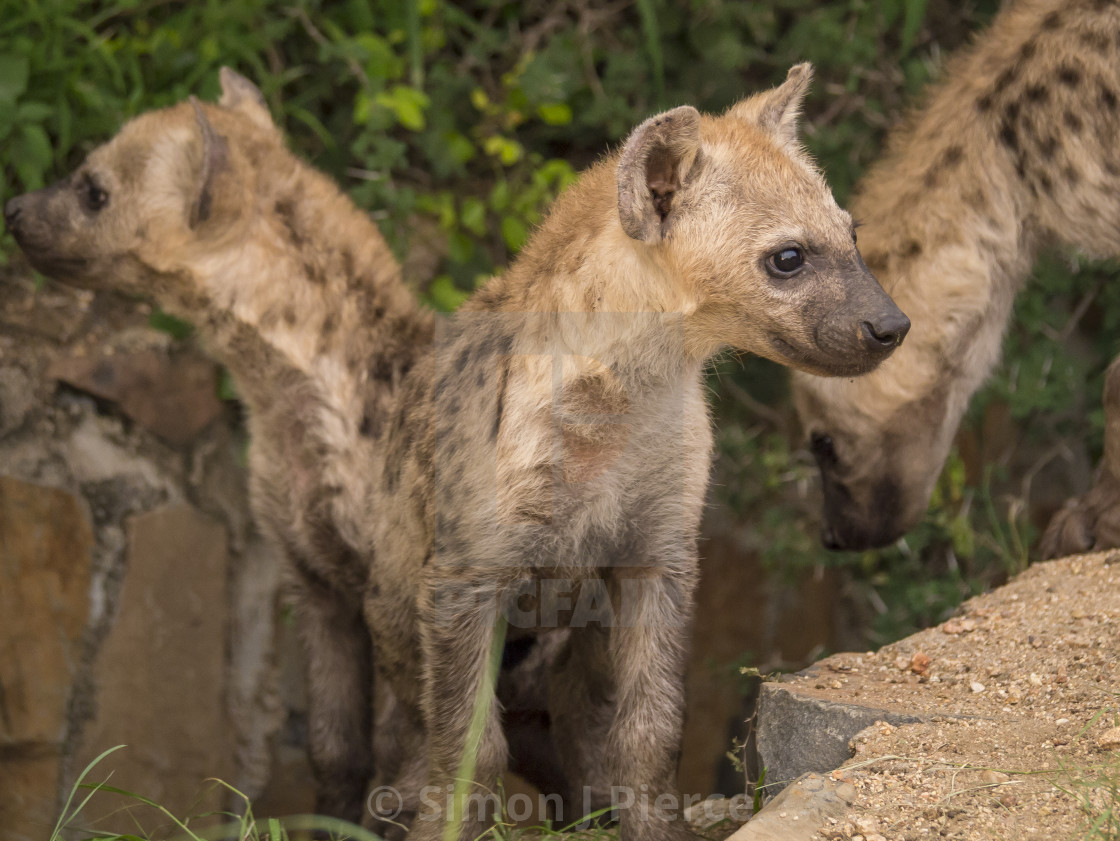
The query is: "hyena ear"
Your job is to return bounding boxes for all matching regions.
[218,66,275,130]
[728,62,813,150]
[189,97,231,229]
[617,105,701,243]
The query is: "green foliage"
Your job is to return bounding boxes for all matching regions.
[0,0,998,291]
[2,0,1117,655]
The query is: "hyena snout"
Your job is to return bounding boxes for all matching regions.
[809,279,909,375]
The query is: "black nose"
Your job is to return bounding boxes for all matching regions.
[861,311,910,351]
[3,197,22,232]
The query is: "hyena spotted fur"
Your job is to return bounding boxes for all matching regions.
[6,66,908,841]
[793,0,1120,552]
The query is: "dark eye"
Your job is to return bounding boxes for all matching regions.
[810,432,837,467]
[767,246,804,276]
[85,181,109,212]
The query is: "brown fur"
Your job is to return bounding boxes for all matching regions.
[792,0,1120,550]
[6,65,907,841]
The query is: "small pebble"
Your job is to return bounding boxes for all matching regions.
[980,770,1010,785]
[971,681,985,693]
[1098,727,1120,750]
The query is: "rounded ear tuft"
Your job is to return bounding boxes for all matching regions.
[617,105,701,243]
[218,66,275,130]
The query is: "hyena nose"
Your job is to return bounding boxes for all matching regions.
[860,311,910,352]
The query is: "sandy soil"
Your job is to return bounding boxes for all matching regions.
[772,551,1120,840]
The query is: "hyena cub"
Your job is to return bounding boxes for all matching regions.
[364,64,906,841]
[3,69,435,821]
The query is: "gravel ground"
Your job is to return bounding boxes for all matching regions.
[771,551,1120,840]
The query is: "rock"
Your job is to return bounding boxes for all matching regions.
[909,652,931,676]
[1098,727,1120,751]
[726,773,856,841]
[0,277,90,342]
[0,477,94,833]
[49,348,222,445]
[72,503,232,829]
[0,366,34,438]
[0,751,62,840]
[0,476,93,744]
[685,794,751,828]
[226,537,285,801]
[754,679,923,792]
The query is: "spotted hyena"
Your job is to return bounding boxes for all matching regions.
[793,0,1120,550]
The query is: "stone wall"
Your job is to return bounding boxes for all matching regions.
[0,272,283,838]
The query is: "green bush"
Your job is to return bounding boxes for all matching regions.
[2,0,1116,648]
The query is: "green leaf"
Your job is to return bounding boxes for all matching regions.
[16,101,53,123]
[488,180,510,212]
[537,102,572,126]
[14,123,52,190]
[447,231,474,264]
[441,130,475,165]
[0,53,29,104]
[500,216,527,253]
[354,33,401,81]
[634,0,665,107]
[217,368,239,402]
[375,85,429,131]
[900,0,928,54]
[148,309,194,340]
[459,197,487,236]
[483,135,523,166]
[427,275,469,312]
[353,90,374,125]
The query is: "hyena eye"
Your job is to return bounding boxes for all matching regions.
[766,246,805,277]
[84,181,109,212]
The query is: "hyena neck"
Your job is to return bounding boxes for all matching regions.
[169,159,432,413]
[472,161,700,386]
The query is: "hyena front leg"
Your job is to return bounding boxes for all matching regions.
[608,566,699,841]
[292,569,373,823]
[369,691,428,841]
[549,624,616,822]
[410,576,508,841]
